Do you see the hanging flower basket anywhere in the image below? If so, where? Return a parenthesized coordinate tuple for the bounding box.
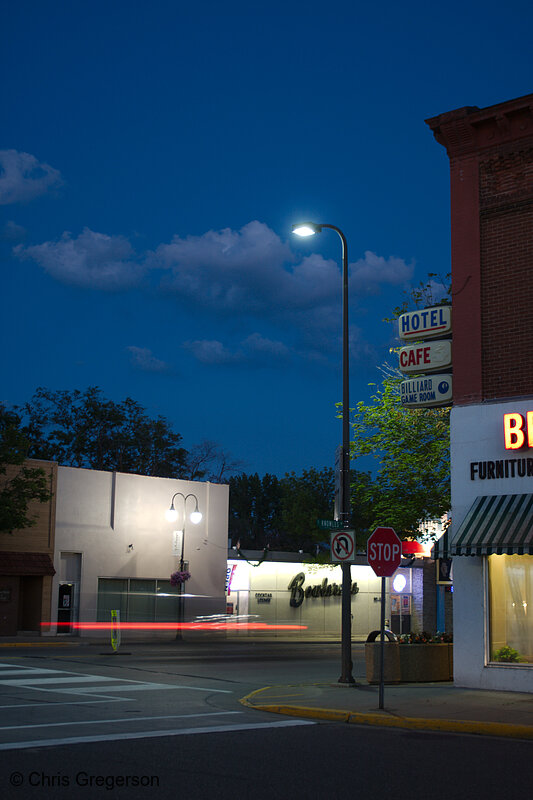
(170, 570, 191, 586)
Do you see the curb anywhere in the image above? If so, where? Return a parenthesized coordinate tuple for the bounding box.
(0, 641, 81, 648)
(240, 688, 533, 741)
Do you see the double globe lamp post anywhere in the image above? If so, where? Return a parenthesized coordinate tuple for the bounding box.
(292, 222, 354, 684)
(165, 492, 202, 639)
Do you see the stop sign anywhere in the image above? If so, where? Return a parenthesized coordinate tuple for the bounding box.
(367, 527, 402, 577)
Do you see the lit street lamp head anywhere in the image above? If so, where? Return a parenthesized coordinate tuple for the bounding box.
(165, 506, 179, 522)
(291, 222, 322, 237)
(165, 492, 202, 524)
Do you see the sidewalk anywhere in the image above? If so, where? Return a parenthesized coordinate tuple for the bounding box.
(241, 680, 533, 740)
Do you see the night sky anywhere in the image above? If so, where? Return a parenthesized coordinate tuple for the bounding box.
(1, 0, 531, 477)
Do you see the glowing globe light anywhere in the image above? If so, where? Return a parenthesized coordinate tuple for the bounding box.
(393, 573, 407, 593)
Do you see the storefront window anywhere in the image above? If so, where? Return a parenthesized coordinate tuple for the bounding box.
(155, 580, 181, 622)
(489, 554, 533, 665)
(97, 578, 180, 623)
(97, 578, 127, 622)
(129, 579, 156, 621)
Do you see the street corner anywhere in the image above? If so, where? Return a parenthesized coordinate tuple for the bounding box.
(240, 684, 353, 722)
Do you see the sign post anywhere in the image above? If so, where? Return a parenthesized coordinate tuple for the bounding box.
(367, 527, 402, 709)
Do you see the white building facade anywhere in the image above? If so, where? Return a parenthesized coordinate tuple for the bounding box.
(446, 400, 533, 691)
(49, 467, 229, 638)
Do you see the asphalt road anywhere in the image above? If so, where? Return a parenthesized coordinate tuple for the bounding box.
(0, 641, 531, 799)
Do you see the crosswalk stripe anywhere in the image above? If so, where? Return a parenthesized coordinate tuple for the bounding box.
(0, 669, 65, 677)
(0, 675, 117, 685)
(0, 711, 241, 732)
(0, 664, 232, 695)
(0, 719, 315, 751)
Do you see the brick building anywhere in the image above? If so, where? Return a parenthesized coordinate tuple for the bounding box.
(0, 460, 57, 636)
(427, 93, 533, 691)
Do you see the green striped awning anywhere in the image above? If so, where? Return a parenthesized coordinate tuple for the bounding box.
(451, 494, 533, 556)
(430, 529, 450, 559)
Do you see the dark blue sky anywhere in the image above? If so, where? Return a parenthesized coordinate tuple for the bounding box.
(1, 0, 531, 476)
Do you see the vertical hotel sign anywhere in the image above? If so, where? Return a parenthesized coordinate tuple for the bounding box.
(398, 306, 452, 409)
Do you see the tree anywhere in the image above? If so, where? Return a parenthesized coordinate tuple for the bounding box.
(228, 472, 283, 548)
(384, 272, 452, 322)
(185, 439, 244, 483)
(349, 377, 450, 539)
(280, 468, 335, 552)
(17, 387, 188, 478)
(0, 404, 52, 533)
(229, 467, 376, 553)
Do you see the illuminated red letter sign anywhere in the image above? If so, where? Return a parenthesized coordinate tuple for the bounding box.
(503, 412, 533, 450)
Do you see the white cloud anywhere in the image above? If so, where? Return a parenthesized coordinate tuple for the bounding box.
(350, 251, 414, 293)
(153, 220, 295, 313)
(152, 222, 413, 322)
(1, 220, 26, 242)
(242, 333, 289, 360)
(0, 149, 62, 205)
(127, 346, 170, 373)
(183, 339, 242, 365)
(184, 332, 290, 366)
(15, 218, 414, 366)
(15, 228, 145, 290)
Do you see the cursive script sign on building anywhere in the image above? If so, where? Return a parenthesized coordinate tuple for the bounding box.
(288, 572, 359, 608)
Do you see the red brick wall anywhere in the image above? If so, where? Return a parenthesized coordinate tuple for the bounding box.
(480, 155, 533, 398)
(426, 95, 533, 405)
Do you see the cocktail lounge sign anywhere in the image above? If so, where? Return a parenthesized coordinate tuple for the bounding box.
(470, 412, 533, 480)
(288, 572, 359, 608)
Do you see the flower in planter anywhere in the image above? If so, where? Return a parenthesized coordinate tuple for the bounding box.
(397, 631, 453, 644)
(433, 631, 453, 643)
(170, 570, 191, 586)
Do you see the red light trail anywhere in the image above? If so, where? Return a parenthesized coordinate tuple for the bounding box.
(46, 622, 308, 631)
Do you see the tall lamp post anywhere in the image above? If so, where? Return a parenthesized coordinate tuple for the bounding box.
(165, 492, 202, 638)
(292, 222, 354, 684)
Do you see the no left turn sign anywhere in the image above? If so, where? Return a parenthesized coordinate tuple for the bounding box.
(331, 530, 356, 562)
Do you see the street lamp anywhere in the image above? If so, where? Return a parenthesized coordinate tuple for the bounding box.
(292, 221, 354, 684)
(165, 492, 202, 638)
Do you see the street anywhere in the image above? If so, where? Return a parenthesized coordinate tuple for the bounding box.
(0, 640, 531, 799)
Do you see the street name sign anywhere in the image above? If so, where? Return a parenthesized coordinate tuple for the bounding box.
(317, 519, 342, 530)
(398, 305, 451, 341)
(331, 530, 356, 562)
(400, 374, 452, 408)
(398, 340, 452, 374)
(367, 527, 402, 577)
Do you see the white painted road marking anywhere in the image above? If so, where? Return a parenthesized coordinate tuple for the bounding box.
(0, 710, 242, 732)
(0, 663, 231, 695)
(0, 675, 119, 685)
(0, 719, 316, 751)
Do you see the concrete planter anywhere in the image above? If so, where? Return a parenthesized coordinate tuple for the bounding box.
(365, 642, 453, 684)
(365, 642, 401, 684)
(398, 643, 453, 682)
